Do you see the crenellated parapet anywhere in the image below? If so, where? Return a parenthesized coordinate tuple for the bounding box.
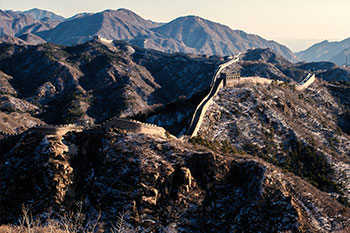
(0, 130, 21, 138)
(0, 124, 85, 138)
(28, 124, 84, 137)
(99, 117, 167, 137)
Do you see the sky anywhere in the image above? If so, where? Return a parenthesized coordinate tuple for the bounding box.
(1, 0, 349, 52)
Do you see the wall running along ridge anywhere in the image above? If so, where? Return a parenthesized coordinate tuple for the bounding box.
(186, 55, 315, 137)
(187, 55, 241, 136)
(0, 124, 83, 138)
(0, 118, 167, 139)
(100, 117, 167, 137)
(0, 51, 314, 140)
(295, 73, 315, 91)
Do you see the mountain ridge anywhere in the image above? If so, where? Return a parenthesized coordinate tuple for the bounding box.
(0, 8, 299, 62)
(21, 8, 65, 21)
(296, 38, 350, 64)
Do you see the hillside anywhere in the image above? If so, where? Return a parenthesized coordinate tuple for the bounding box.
(0, 39, 217, 132)
(0, 42, 348, 136)
(1, 122, 350, 232)
(297, 38, 350, 64)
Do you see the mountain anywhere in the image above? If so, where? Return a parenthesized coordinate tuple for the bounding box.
(21, 8, 65, 21)
(36, 9, 164, 45)
(330, 47, 350, 66)
(35, 8, 298, 62)
(0, 9, 61, 38)
(0, 10, 37, 36)
(152, 16, 299, 62)
(296, 38, 350, 63)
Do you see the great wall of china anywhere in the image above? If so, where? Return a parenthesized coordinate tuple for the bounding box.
(98, 117, 167, 137)
(0, 118, 167, 139)
(0, 124, 84, 138)
(0, 54, 315, 140)
(186, 55, 316, 137)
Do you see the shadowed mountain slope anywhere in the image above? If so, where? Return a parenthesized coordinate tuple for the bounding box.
(0, 39, 217, 129)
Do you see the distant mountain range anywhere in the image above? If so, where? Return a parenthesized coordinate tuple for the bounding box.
(0, 9, 61, 37)
(297, 38, 350, 65)
(0, 8, 299, 62)
(20, 8, 65, 21)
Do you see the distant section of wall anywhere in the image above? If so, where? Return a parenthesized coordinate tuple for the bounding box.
(0, 124, 84, 139)
(295, 74, 315, 91)
(225, 76, 279, 87)
(101, 118, 166, 137)
(30, 124, 84, 137)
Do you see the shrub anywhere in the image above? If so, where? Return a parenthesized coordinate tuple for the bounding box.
(190, 136, 238, 154)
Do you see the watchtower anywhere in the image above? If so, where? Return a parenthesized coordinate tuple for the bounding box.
(221, 72, 241, 86)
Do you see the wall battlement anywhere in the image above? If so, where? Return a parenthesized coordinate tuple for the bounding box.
(100, 117, 167, 137)
(29, 125, 84, 137)
(0, 124, 84, 139)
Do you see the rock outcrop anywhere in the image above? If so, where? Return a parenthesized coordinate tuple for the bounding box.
(1, 128, 349, 232)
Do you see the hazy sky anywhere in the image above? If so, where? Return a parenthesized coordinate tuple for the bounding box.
(1, 0, 349, 52)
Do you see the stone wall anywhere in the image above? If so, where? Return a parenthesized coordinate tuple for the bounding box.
(101, 118, 166, 137)
(188, 76, 282, 137)
(0, 124, 83, 138)
(1, 118, 167, 140)
(295, 74, 315, 91)
(189, 79, 224, 137)
(30, 124, 84, 137)
(187, 55, 241, 137)
(225, 76, 278, 87)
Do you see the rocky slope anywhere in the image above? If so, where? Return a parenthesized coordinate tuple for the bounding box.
(1, 42, 350, 232)
(140, 48, 350, 137)
(1, 127, 349, 232)
(196, 77, 350, 204)
(297, 38, 350, 64)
